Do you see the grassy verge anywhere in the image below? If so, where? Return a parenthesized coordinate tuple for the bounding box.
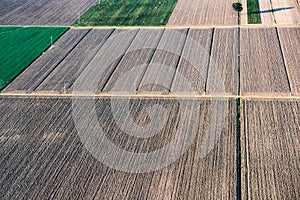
(74, 0, 177, 26)
(0, 26, 68, 90)
(247, 0, 262, 23)
(236, 98, 242, 199)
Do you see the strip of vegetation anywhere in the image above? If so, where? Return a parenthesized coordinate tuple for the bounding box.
(74, 0, 178, 26)
(236, 98, 242, 200)
(247, 0, 262, 23)
(0, 26, 68, 90)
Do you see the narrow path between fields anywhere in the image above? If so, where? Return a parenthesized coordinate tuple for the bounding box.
(0, 93, 300, 100)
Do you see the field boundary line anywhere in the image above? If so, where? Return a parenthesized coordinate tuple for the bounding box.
(269, 0, 277, 23)
(204, 28, 215, 93)
(1, 92, 300, 100)
(237, 26, 241, 96)
(166, 0, 179, 26)
(275, 27, 293, 94)
(1, 24, 299, 29)
(236, 98, 242, 200)
(0, 25, 69, 28)
(241, 99, 250, 200)
(70, 24, 300, 29)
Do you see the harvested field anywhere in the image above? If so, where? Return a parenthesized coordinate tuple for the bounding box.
(1, 28, 231, 95)
(240, 28, 291, 95)
(206, 28, 239, 95)
(240, 0, 248, 25)
(270, 0, 300, 24)
(258, 0, 275, 24)
(0, 0, 96, 25)
(242, 100, 300, 199)
(102, 29, 165, 93)
(167, 0, 238, 26)
(4, 27, 299, 97)
(2, 28, 213, 95)
(75, 29, 140, 93)
(278, 28, 300, 94)
(0, 97, 237, 199)
(257, 0, 300, 24)
(36, 29, 114, 92)
(171, 28, 213, 94)
(138, 29, 188, 94)
(0, 26, 67, 90)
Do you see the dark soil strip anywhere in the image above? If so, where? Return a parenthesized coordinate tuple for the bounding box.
(236, 98, 242, 200)
(204, 28, 215, 93)
(269, 0, 277, 23)
(275, 27, 292, 93)
(237, 26, 241, 96)
(237, 11, 242, 197)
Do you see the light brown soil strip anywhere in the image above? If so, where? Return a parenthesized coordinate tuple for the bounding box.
(240, 28, 290, 94)
(171, 28, 213, 94)
(167, 0, 238, 26)
(242, 100, 300, 199)
(2, 27, 299, 96)
(241, 0, 248, 25)
(206, 28, 239, 95)
(70, 29, 139, 94)
(259, 0, 276, 24)
(102, 29, 165, 93)
(137, 29, 188, 94)
(277, 28, 300, 94)
(271, 0, 300, 24)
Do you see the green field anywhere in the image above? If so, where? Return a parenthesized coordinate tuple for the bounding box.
(74, 0, 177, 26)
(0, 26, 68, 90)
(247, 0, 262, 23)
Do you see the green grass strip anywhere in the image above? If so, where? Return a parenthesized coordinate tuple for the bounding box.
(74, 0, 177, 26)
(247, 0, 262, 23)
(0, 26, 68, 90)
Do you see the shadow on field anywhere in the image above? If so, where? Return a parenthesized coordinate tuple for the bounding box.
(249, 6, 294, 14)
